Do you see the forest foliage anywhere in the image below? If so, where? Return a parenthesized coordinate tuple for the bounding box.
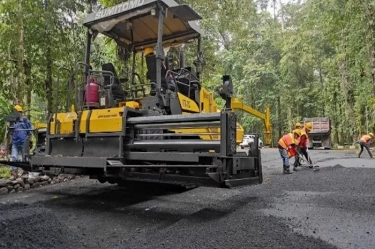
(1, 0, 375, 146)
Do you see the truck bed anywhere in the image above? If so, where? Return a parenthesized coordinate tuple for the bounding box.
(303, 117, 331, 134)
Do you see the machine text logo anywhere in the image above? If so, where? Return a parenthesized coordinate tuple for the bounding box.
(95, 0, 146, 20)
(182, 100, 191, 109)
(97, 114, 118, 118)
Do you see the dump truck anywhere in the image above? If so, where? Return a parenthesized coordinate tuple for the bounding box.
(303, 117, 331, 149)
(0, 0, 272, 188)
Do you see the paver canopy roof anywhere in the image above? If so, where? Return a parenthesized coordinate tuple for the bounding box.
(83, 0, 202, 51)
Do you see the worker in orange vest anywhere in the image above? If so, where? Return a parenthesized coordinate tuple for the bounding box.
(358, 133, 374, 158)
(278, 129, 302, 174)
(294, 122, 313, 167)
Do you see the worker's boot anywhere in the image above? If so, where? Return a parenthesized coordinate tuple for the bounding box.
(293, 160, 300, 168)
(283, 166, 293, 174)
(293, 160, 299, 171)
(293, 158, 301, 169)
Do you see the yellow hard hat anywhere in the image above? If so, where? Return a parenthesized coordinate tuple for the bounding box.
(14, 105, 23, 112)
(295, 122, 302, 128)
(144, 47, 154, 56)
(293, 129, 302, 136)
(304, 122, 313, 131)
(369, 132, 374, 137)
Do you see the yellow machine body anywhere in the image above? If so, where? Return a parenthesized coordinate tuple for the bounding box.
(47, 88, 270, 145)
(33, 121, 47, 130)
(49, 112, 78, 135)
(171, 87, 266, 145)
(178, 93, 200, 113)
(49, 102, 143, 135)
(171, 89, 243, 142)
(79, 107, 123, 133)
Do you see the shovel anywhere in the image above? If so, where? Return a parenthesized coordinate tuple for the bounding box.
(297, 151, 319, 172)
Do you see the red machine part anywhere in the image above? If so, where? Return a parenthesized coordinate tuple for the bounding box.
(85, 76, 99, 105)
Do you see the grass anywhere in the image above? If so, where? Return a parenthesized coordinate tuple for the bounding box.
(0, 165, 11, 179)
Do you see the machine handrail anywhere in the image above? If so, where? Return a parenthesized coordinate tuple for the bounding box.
(132, 73, 146, 98)
(165, 69, 200, 97)
(74, 62, 91, 111)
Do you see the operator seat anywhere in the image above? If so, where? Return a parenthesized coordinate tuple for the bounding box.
(101, 63, 126, 101)
(145, 54, 176, 96)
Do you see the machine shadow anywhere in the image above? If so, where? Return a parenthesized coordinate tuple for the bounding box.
(36, 181, 198, 221)
(35, 181, 260, 226)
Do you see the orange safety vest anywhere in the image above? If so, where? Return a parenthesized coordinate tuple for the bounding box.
(278, 133, 296, 149)
(360, 135, 372, 143)
(279, 133, 298, 158)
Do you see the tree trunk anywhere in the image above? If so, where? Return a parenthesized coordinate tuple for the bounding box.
(338, 26, 356, 143)
(334, 122, 339, 144)
(319, 68, 325, 115)
(359, 0, 375, 95)
(23, 60, 32, 119)
(46, 46, 53, 115)
(277, 95, 281, 138)
(278, 0, 284, 31)
(45, 0, 53, 115)
(338, 60, 356, 142)
(16, 0, 24, 105)
(287, 106, 292, 132)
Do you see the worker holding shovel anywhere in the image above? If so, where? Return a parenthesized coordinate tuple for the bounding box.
(278, 129, 302, 174)
(357, 133, 374, 158)
(294, 122, 313, 168)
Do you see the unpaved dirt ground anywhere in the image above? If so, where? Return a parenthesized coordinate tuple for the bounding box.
(1, 149, 374, 249)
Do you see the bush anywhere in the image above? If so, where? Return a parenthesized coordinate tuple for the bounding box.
(0, 166, 11, 178)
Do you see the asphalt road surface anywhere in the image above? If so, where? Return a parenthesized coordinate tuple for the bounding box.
(1, 148, 374, 249)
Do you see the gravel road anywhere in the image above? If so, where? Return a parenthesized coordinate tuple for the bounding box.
(0, 149, 374, 249)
